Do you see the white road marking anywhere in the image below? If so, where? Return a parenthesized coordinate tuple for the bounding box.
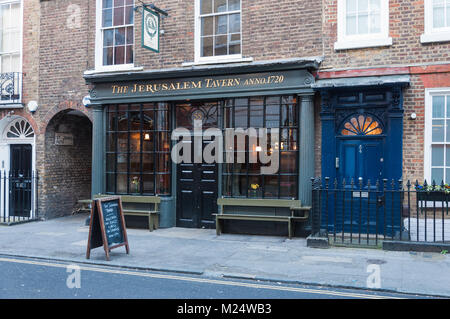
(0, 256, 401, 299)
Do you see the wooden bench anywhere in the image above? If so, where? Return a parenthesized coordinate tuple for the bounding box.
(215, 198, 310, 239)
(78, 195, 161, 231)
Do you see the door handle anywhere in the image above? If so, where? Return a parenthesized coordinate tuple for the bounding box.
(335, 157, 339, 169)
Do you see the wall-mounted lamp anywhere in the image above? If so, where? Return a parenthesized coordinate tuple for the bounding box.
(410, 113, 417, 120)
(144, 133, 151, 141)
(27, 101, 38, 113)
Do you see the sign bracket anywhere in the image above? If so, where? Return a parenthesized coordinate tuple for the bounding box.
(134, 1, 169, 18)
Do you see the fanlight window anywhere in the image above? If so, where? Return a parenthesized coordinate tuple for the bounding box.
(6, 119, 35, 138)
(341, 115, 383, 136)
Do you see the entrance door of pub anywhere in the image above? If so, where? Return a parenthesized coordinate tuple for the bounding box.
(175, 101, 219, 228)
(9, 144, 32, 217)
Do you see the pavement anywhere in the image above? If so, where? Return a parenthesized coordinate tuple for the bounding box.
(0, 213, 449, 298)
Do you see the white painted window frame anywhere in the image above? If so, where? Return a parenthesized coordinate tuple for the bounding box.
(421, 0, 450, 44)
(0, 0, 22, 74)
(334, 0, 392, 50)
(94, 0, 140, 73)
(424, 88, 450, 184)
(194, 0, 248, 65)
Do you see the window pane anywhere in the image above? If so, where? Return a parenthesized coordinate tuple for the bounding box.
(235, 106, 248, 127)
(143, 174, 154, 194)
(432, 145, 444, 166)
(229, 14, 240, 33)
(432, 168, 444, 184)
(248, 176, 262, 198)
(432, 120, 445, 142)
(222, 174, 232, 196)
(114, 6, 125, 26)
(249, 97, 264, 127)
(447, 168, 450, 184)
(358, 0, 368, 12)
(201, 0, 212, 14)
(346, 15, 357, 35)
(104, 0, 113, 9)
(358, 13, 369, 34)
(115, 0, 124, 7)
(214, 0, 227, 13)
(103, 8, 113, 27)
(126, 45, 133, 64)
(103, 47, 113, 65)
(369, 0, 380, 11)
(201, 17, 213, 36)
(264, 175, 279, 198)
(215, 15, 228, 34)
(433, 5, 445, 28)
(157, 174, 170, 195)
(347, 0, 357, 13)
(126, 25, 134, 44)
(125, 5, 134, 24)
(106, 173, 115, 193)
(114, 46, 125, 64)
(447, 96, 450, 117)
(229, 33, 241, 54)
(370, 13, 380, 33)
(201, 36, 213, 57)
(117, 173, 127, 193)
(104, 29, 114, 46)
(229, 0, 240, 10)
(214, 35, 227, 55)
(280, 152, 297, 173)
(232, 174, 247, 196)
(433, 96, 445, 118)
(280, 176, 297, 198)
(115, 27, 126, 45)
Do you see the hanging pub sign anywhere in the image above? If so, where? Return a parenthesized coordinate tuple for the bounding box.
(86, 196, 129, 261)
(142, 6, 160, 53)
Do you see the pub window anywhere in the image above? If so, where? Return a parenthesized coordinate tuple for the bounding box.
(97, 0, 134, 68)
(196, 0, 241, 62)
(222, 96, 298, 199)
(106, 103, 171, 195)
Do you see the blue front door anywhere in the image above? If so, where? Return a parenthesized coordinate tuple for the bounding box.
(338, 138, 384, 183)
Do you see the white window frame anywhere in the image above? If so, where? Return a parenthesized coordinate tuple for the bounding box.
(421, 0, 450, 44)
(0, 0, 23, 74)
(94, 0, 140, 72)
(424, 88, 450, 183)
(334, 0, 392, 50)
(194, 0, 246, 65)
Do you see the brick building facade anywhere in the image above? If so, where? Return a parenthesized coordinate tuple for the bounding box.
(1, 0, 449, 237)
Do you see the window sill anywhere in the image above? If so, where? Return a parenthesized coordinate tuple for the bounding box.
(84, 65, 144, 75)
(182, 56, 254, 67)
(420, 32, 450, 44)
(334, 37, 393, 50)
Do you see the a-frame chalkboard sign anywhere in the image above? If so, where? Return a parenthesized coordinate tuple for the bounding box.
(86, 196, 129, 261)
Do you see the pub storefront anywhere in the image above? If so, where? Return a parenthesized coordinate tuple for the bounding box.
(84, 58, 320, 235)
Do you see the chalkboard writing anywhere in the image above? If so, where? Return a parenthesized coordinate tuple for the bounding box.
(86, 196, 129, 261)
(101, 200, 124, 247)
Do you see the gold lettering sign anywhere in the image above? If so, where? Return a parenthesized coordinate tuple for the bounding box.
(110, 75, 285, 95)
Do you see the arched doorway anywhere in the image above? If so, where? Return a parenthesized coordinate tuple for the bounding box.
(43, 109, 92, 218)
(0, 116, 36, 220)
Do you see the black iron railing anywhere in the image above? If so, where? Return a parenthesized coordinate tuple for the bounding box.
(0, 170, 38, 225)
(311, 177, 450, 247)
(0, 72, 22, 104)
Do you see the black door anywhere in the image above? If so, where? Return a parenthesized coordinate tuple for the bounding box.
(9, 144, 32, 217)
(176, 140, 218, 228)
(175, 101, 219, 228)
